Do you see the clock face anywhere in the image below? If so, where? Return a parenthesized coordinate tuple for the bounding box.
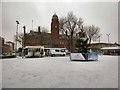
(55, 26, 57, 28)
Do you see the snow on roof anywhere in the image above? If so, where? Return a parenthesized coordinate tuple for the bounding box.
(101, 46, 120, 50)
(44, 48, 66, 50)
(25, 46, 44, 48)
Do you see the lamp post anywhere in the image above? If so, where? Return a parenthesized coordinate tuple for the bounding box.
(98, 35, 101, 43)
(22, 26, 26, 58)
(106, 34, 110, 43)
(15, 20, 19, 57)
(23, 26, 26, 48)
(98, 35, 101, 53)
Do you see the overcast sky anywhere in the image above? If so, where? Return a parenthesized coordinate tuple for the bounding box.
(2, 2, 118, 43)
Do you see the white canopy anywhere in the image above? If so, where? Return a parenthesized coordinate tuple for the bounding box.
(25, 46, 44, 49)
(101, 46, 120, 50)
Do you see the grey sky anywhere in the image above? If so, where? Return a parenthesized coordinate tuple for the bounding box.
(0, 2, 2, 36)
(2, 2, 118, 43)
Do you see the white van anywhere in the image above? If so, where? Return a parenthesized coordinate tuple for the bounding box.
(45, 48, 66, 57)
(24, 46, 45, 58)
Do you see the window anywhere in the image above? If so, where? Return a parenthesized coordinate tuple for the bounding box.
(39, 48, 41, 52)
(60, 42, 61, 44)
(55, 26, 57, 28)
(61, 49, 65, 52)
(55, 50, 59, 52)
(36, 49, 40, 52)
(28, 49, 30, 52)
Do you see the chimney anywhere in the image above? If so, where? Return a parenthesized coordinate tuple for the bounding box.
(23, 26, 26, 34)
(38, 26, 41, 33)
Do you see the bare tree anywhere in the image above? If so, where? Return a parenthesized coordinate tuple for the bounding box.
(59, 11, 84, 52)
(41, 27, 49, 33)
(14, 33, 24, 45)
(59, 17, 66, 35)
(85, 25, 100, 45)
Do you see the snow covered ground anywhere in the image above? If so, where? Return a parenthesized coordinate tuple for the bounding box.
(2, 55, 118, 88)
(0, 60, 2, 89)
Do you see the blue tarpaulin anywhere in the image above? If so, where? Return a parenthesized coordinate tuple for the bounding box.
(87, 52, 98, 60)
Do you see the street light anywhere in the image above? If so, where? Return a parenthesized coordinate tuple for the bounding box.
(23, 26, 26, 47)
(106, 34, 110, 43)
(98, 35, 101, 43)
(15, 20, 20, 56)
(22, 26, 26, 58)
(16, 21, 19, 24)
(98, 35, 101, 53)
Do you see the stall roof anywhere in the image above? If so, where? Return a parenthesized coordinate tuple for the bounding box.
(25, 46, 44, 48)
(101, 46, 120, 50)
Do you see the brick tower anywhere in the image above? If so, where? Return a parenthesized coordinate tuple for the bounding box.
(51, 13, 59, 47)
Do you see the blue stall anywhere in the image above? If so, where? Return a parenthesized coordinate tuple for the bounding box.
(70, 52, 98, 61)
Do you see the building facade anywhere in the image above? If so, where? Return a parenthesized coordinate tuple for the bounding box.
(23, 13, 72, 51)
(0, 36, 14, 55)
(0, 36, 4, 54)
(90, 42, 120, 52)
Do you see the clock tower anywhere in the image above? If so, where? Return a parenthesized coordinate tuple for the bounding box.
(51, 13, 59, 39)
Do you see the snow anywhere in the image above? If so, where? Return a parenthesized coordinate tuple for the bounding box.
(2, 55, 118, 88)
(0, 60, 2, 89)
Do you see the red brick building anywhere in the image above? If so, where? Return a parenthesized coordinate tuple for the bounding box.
(0, 36, 14, 54)
(23, 13, 72, 51)
(0, 36, 4, 54)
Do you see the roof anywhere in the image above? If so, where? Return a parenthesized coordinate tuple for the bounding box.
(101, 46, 120, 50)
(91, 42, 120, 46)
(27, 32, 51, 38)
(25, 46, 44, 49)
(53, 13, 58, 17)
(45, 48, 67, 50)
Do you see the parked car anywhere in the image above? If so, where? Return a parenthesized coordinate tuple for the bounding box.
(2, 51, 16, 59)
